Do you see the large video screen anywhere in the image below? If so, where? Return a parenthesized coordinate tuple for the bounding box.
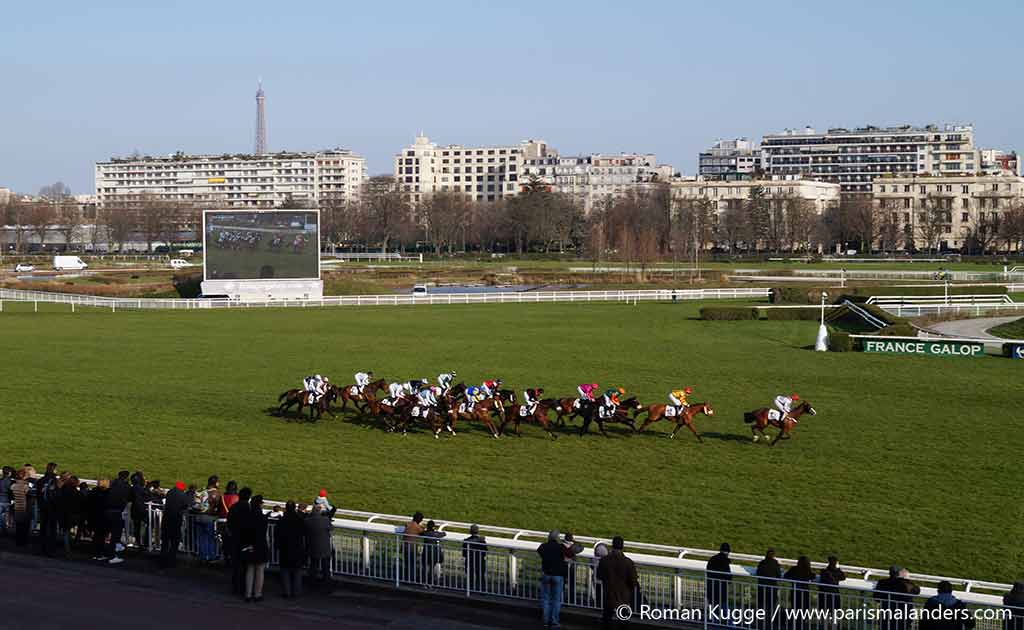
(203, 210, 319, 281)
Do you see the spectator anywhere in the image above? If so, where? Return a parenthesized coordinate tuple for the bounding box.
(537, 529, 567, 630)
(305, 502, 337, 584)
(222, 481, 240, 511)
(421, 520, 447, 586)
(241, 495, 269, 603)
(86, 479, 110, 559)
(597, 536, 639, 630)
(755, 549, 782, 630)
(462, 524, 488, 593)
(275, 501, 307, 599)
(227, 487, 253, 594)
(105, 470, 132, 564)
(706, 543, 733, 618)
(817, 555, 847, 612)
(562, 532, 584, 605)
(874, 566, 921, 630)
(195, 476, 222, 564)
(160, 481, 191, 569)
(55, 474, 83, 555)
(129, 471, 149, 549)
(1004, 582, 1024, 630)
(592, 542, 610, 608)
(314, 488, 333, 513)
(0, 466, 13, 537)
(402, 511, 425, 582)
(35, 462, 59, 557)
(11, 468, 32, 547)
(922, 581, 975, 630)
(784, 555, 816, 630)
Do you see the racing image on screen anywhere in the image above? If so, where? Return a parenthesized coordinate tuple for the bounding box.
(204, 211, 319, 280)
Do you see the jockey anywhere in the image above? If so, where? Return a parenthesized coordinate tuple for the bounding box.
(354, 371, 373, 394)
(601, 387, 624, 416)
(577, 383, 598, 403)
(388, 382, 405, 402)
(303, 375, 326, 402)
(481, 378, 502, 398)
(404, 378, 427, 395)
(773, 393, 799, 423)
(464, 385, 482, 408)
(668, 387, 693, 410)
(437, 371, 456, 394)
(417, 386, 438, 408)
(523, 387, 544, 414)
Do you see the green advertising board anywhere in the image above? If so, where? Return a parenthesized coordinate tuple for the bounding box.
(861, 337, 985, 358)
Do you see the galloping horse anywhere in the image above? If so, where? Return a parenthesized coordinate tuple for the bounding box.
(338, 378, 387, 414)
(743, 401, 817, 445)
(443, 396, 500, 438)
(636, 402, 715, 442)
(396, 401, 448, 439)
(578, 396, 643, 437)
(499, 398, 558, 439)
(276, 385, 338, 421)
(554, 397, 586, 427)
(366, 395, 412, 432)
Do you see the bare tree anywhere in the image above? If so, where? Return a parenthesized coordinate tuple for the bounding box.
(842, 196, 878, 253)
(419, 191, 471, 255)
(784, 195, 818, 252)
(917, 194, 951, 254)
(362, 175, 409, 252)
(26, 202, 55, 248)
(998, 204, 1024, 253)
(717, 201, 748, 252)
(4, 200, 32, 253)
(55, 200, 84, 250)
(745, 185, 769, 252)
(104, 201, 136, 252)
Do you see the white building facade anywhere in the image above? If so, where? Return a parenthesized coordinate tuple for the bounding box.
(698, 138, 761, 181)
(95, 150, 367, 208)
(670, 178, 841, 215)
(522, 152, 673, 213)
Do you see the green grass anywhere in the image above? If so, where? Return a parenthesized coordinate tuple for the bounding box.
(1, 302, 1021, 581)
(989, 316, 1024, 339)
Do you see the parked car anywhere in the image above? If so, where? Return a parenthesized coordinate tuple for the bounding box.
(412, 284, 428, 296)
(15, 263, 35, 272)
(169, 259, 193, 269)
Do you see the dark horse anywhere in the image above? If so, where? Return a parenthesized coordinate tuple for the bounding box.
(636, 402, 715, 442)
(443, 397, 501, 438)
(276, 385, 338, 421)
(338, 378, 387, 414)
(743, 401, 817, 445)
(578, 396, 643, 437)
(499, 398, 558, 439)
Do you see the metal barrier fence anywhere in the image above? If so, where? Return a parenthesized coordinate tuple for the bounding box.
(0, 287, 771, 311)
(882, 302, 1024, 318)
(131, 505, 1018, 629)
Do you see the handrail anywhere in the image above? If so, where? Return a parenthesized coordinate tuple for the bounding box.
(840, 299, 887, 329)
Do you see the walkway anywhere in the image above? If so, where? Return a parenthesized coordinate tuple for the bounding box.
(925, 315, 1021, 341)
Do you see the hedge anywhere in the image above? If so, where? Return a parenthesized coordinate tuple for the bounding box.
(172, 273, 202, 298)
(876, 323, 918, 337)
(844, 285, 1007, 298)
(827, 327, 854, 352)
(700, 306, 760, 321)
(770, 287, 833, 305)
(763, 308, 821, 321)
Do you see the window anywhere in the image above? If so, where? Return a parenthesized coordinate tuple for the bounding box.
(961, 212, 969, 222)
(962, 198, 969, 208)
(903, 198, 911, 209)
(962, 185, 969, 194)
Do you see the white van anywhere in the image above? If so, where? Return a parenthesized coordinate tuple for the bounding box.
(412, 284, 428, 296)
(177, 249, 195, 257)
(170, 259, 192, 269)
(53, 255, 88, 271)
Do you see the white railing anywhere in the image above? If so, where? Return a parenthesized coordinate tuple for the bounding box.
(866, 295, 1014, 306)
(839, 300, 887, 329)
(0, 287, 772, 311)
(790, 269, 1024, 282)
(882, 302, 1024, 318)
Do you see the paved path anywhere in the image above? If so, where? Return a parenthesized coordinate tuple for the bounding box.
(925, 315, 1022, 341)
(0, 543, 601, 630)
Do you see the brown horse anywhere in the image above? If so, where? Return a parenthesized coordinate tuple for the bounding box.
(444, 397, 500, 438)
(338, 378, 387, 413)
(743, 401, 817, 445)
(366, 395, 412, 432)
(554, 397, 586, 427)
(276, 386, 337, 421)
(636, 402, 715, 442)
(579, 396, 643, 437)
(396, 402, 447, 439)
(499, 399, 558, 439)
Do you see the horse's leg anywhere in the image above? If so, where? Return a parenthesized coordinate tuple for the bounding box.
(686, 419, 703, 443)
(539, 415, 557, 440)
(669, 421, 683, 439)
(597, 419, 609, 438)
(578, 416, 590, 437)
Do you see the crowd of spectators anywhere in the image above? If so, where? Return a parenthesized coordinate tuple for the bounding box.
(3, 462, 1023, 630)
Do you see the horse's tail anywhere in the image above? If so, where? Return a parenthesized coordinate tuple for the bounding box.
(278, 390, 290, 402)
(743, 411, 756, 424)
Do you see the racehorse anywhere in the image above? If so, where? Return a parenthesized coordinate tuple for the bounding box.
(366, 395, 412, 432)
(635, 402, 715, 442)
(554, 397, 587, 427)
(578, 396, 643, 437)
(743, 401, 817, 445)
(276, 385, 337, 422)
(396, 400, 448, 439)
(499, 398, 558, 439)
(338, 378, 387, 414)
(443, 396, 500, 439)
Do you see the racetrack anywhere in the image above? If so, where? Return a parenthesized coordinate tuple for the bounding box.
(1, 301, 1020, 581)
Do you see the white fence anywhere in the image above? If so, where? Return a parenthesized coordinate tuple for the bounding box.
(866, 295, 1014, 306)
(0, 287, 771, 311)
(882, 302, 1024, 318)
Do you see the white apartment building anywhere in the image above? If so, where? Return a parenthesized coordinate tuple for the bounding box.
(761, 124, 977, 194)
(95, 150, 367, 208)
(670, 178, 841, 215)
(873, 174, 1024, 251)
(394, 134, 550, 205)
(698, 138, 761, 180)
(0, 187, 11, 205)
(522, 151, 673, 213)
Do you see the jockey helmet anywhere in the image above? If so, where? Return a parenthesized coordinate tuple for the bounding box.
(684, 387, 693, 394)
(367, 370, 374, 375)
(617, 387, 625, 395)
(422, 378, 428, 384)
(323, 377, 329, 382)
(315, 374, 322, 380)
(791, 394, 800, 400)
(591, 383, 598, 389)
(451, 371, 457, 376)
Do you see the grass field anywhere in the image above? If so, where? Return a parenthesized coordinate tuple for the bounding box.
(2, 302, 1021, 581)
(990, 316, 1024, 339)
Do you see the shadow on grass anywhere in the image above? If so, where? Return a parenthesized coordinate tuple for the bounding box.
(698, 431, 755, 444)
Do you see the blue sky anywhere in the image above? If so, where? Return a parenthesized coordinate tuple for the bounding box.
(3, 0, 1023, 194)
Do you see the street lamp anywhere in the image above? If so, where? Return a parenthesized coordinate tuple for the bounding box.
(815, 291, 829, 351)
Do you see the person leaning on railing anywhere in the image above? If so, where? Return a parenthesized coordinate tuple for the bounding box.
(0, 466, 13, 538)
(921, 581, 976, 630)
(537, 530, 567, 630)
(305, 502, 337, 584)
(817, 555, 847, 612)
(874, 566, 921, 630)
(10, 468, 32, 547)
(596, 536, 639, 630)
(705, 543, 732, 613)
(1003, 583, 1024, 630)
(461, 524, 487, 593)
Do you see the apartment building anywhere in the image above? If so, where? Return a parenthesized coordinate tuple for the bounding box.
(873, 174, 1024, 251)
(394, 134, 550, 206)
(94, 150, 367, 208)
(522, 151, 673, 213)
(698, 138, 761, 180)
(761, 124, 977, 194)
(670, 178, 841, 215)
(0, 187, 11, 205)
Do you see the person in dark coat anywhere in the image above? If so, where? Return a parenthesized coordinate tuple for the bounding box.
(921, 581, 976, 630)
(226, 487, 253, 594)
(755, 549, 782, 630)
(784, 555, 816, 630)
(275, 501, 307, 598)
(537, 530, 568, 630)
(85, 479, 110, 560)
(240, 495, 269, 602)
(706, 543, 733, 618)
(160, 481, 191, 568)
(129, 471, 149, 549)
(461, 524, 488, 593)
(104, 470, 132, 563)
(817, 555, 846, 612)
(54, 475, 83, 555)
(874, 566, 921, 630)
(420, 520, 447, 586)
(562, 532, 584, 604)
(1004, 582, 1024, 630)
(597, 536, 639, 630)
(34, 463, 59, 557)
(304, 503, 337, 583)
